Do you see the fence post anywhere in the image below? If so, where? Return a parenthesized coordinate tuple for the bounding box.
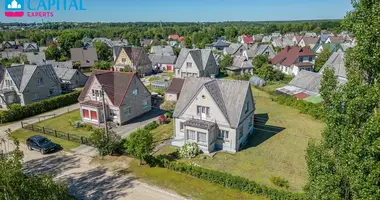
(21, 121, 23, 128)
(67, 133, 70, 141)
(54, 130, 57, 137)
(42, 127, 45, 134)
(31, 124, 34, 131)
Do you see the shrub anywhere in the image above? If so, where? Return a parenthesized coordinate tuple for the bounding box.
(89, 129, 123, 156)
(144, 121, 159, 131)
(0, 90, 81, 123)
(270, 176, 290, 189)
(84, 124, 94, 131)
(146, 157, 305, 200)
(179, 142, 200, 159)
(160, 101, 176, 111)
(71, 120, 84, 128)
(273, 95, 324, 120)
(164, 112, 173, 119)
(123, 129, 154, 165)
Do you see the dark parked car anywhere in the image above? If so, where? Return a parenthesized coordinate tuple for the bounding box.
(26, 135, 57, 154)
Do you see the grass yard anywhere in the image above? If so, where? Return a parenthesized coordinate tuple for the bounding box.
(12, 129, 80, 151)
(151, 120, 173, 143)
(35, 110, 93, 138)
(129, 160, 268, 200)
(185, 86, 324, 192)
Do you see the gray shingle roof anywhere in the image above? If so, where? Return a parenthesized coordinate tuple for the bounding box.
(262, 36, 272, 43)
(6, 64, 60, 92)
(25, 52, 46, 65)
(255, 45, 273, 56)
(70, 47, 98, 67)
(211, 40, 230, 48)
(175, 49, 214, 71)
(23, 43, 38, 51)
(289, 70, 321, 93)
(225, 43, 243, 55)
(173, 77, 253, 128)
(151, 46, 175, 56)
(319, 52, 347, 80)
(45, 60, 73, 68)
(230, 56, 253, 69)
(53, 67, 78, 80)
(149, 54, 177, 64)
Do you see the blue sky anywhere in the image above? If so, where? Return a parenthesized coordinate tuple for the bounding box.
(1, 0, 352, 22)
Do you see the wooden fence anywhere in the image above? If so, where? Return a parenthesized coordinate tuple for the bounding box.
(21, 122, 92, 146)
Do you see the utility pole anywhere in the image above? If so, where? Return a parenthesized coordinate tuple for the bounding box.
(101, 85, 108, 138)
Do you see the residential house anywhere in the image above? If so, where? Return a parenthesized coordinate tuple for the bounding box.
(70, 47, 98, 71)
(292, 35, 303, 46)
(82, 36, 93, 47)
(23, 43, 38, 52)
(168, 34, 184, 43)
(243, 44, 276, 60)
(2, 41, 16, 49)
(252, 34, 264, 42)
(150, 46, 175, 56)
(226, 56, 254, 75)
(223, 43, 247, 56)
(239, 35, 254, 44)
(276, 70, 321, 97)
(140, 39, 156, 47)
(53, 67, 88, 90)
(319, 52, 347, 82)
(0, 64, 61, 108)
(165, 78, 185, 101)
(312, 43, 344, 54)
(304, 32, 318, 37)
(78, 70, 151, 126)
(341, 40, 357, 51)
(261, 36, 272, 43)
(272, 37, 294, 49)
(174, 49, 219, 78)
(325, 36, 346, 44)
(149, 54, 177, 71)
(172, 77, 255, 153)
(0, 51, 23, 60)
(206, 40, 230, 51)
(271, 46, 316, 76)
(45, 60, 73, 69)
(113, 46, 152, 75)
(92, 38, 113, 47)
(112, 39, 128, 47)
(298, 37, 320, 49)
(25, 52, 46, 65)
(321, 30, 335, 36)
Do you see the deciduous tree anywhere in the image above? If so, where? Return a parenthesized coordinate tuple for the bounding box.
(314, 47, 330, 72)
(123, 129, 154, 165)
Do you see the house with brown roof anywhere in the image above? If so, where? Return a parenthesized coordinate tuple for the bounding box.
(70, 47, 98, 71)
(298, 37, 321, 49)
(78, 70, 151, 126)
(271, 46, 316, 76)
(113, 47, 152, 76)
(165, 78, 185, 101)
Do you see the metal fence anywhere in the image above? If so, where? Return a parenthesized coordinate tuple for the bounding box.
(21, 122, 92, 146)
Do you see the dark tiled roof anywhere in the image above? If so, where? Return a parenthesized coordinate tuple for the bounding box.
(70, 47, 98, 67)
(78, 70, 135, 106)
(166, 78, 185, 94)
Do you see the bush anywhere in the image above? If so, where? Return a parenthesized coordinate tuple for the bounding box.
(160, 101, 176, 111)
(146, 157, 305, 200)
(71, 120, 84, 128)
(0, 90, 81, 123)
(179, 142, 201, 159)
(144, 121, 159, 131)
(123, 128, 154, 165)
(273, 95, 324, 120)
(89, 129, 123, 156)
(164, 112, 173, 119)
(270, 176, 290, 189)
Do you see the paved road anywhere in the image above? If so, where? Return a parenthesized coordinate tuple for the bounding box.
(0, 103, 80, 137)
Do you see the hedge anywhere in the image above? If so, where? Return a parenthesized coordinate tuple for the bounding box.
(146, 155, 305, 200)
(0, 90, 81, 123)
(272, 95, 324, 120)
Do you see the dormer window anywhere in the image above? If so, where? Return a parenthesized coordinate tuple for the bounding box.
(186, 62, 192, 68)
(133, 88, 138, 95)
(37, 78, 43, 85)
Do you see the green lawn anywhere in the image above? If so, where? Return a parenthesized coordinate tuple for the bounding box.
(151, 120, 173, 143)
(185, 86, 323, 192)
(12, 129, 80, 152)
(129, 160, 268, 200)
(36, 110, 93, 138)
(148, 77, 162, 82)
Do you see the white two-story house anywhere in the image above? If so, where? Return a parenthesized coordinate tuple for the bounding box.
(172, 77, 255, 153)
(174, 49, 219, 78)
(78, 70, 151, 126)
(271, 46, 316, 76)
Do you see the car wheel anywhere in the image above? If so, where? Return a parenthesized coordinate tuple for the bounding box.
(40, 149, 45, 155)
(27, 145, 32, 151)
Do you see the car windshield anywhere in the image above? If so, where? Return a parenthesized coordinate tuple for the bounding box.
(37, 138, 50, 145)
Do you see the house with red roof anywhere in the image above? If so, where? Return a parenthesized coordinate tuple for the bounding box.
(271, 46, 316, 76)
(168, 34, 184, 43)
(78, 70, 151, 126)
(239, 35, 254, 44)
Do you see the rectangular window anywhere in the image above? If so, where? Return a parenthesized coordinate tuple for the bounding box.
(92, 89, 95, 97)
(186, 62, 192, 68)
(32, 93, 39, 100)
(49, 89, 54, 96)
(95, 90, 99, 97)
(187, 130, 196, 140)
(309, 56, 313, 62)
(124, 107, 131, 115)
(90, 111, 98, 121)
(245, 101, 249, 113)
(180, 122, 184, 131)
(37, 78, 43, 85)
(83, 109, 89, 118)
(299, 57, 304, 62)
(218, 130, 229, 139)
(197, 105, 210, 116)
(122, 58, 126, 63)
(239, 126, 244, 139)
(133, 88, 138, 95)
(198, 132, 207, 143)
(142, 99, 148, 109)
(110, 109, 118, 118)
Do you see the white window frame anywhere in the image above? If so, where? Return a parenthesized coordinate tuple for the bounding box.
(133, 88, 138, 95)
(198, 132, 207, 143)
(186, 62, 192, 68)
(122, 58, 127, 63)
(218, 129, 229, 139)
(110, 109, 118, 119)
(197, 105, 210, 116)
(187, 130, 196, 140)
